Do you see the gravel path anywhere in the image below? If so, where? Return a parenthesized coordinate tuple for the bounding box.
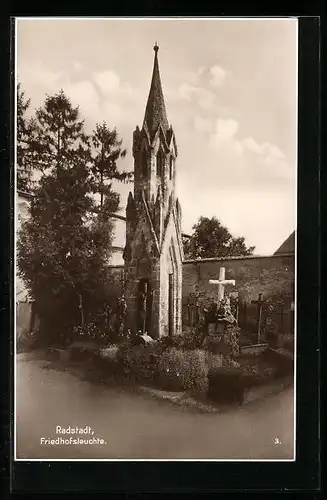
(15, 355, 294, 460)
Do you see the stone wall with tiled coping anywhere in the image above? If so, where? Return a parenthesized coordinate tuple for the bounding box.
(108, 252, 294, 306)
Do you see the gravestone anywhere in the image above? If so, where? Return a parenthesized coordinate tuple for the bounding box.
(251, 292, 264, 343)
(139, 333, 155, 344)
(133, 332, 155, 345)
(209, 267, 236, 303)
(204, 267, 239, 354)
(189, 285, 206, 326)
(208, 267, 237, 336)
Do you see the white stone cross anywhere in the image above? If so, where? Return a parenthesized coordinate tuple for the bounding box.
(209, 267, 236, 303)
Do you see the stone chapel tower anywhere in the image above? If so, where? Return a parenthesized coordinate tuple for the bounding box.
(123, 44, 183, 338)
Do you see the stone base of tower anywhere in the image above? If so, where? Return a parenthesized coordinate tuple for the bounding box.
(124, 259, 160, 339)
(124, 251, 182, 339)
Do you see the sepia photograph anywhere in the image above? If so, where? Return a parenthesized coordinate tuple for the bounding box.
(15, 17, 297, 461)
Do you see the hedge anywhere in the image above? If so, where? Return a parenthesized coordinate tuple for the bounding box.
(113, 343, 224, 392)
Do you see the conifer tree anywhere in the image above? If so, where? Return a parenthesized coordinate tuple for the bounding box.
(90, 122, 132, 208)
(32, 89, 90, 173)
(16, 84, 37, 191)
(17, 90, 127, 345)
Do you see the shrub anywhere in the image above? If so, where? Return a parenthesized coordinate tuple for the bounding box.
(157, 348, 208, 392)
(224, 324, 241, 356)
(157, 336, 182, 350)
(71, 322, 116, 347)
(16, 329, 38, 353)
(235, 353, 279, 385)
(222, 355, 240, 370)
(115, 340, 226, 392)
(181, 327, 205, 349)
(90, 346, 120, 376)
(205, 351, 224, 370)
(156, 329, 204, 351)
(116, 343, 161, 382)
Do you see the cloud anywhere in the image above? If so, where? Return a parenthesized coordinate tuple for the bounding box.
(64, 80, 100, 118)
(92, 70, 141, 112)
(214, 118, 239, 138)
(178, 181, 295, 255)
(177, 113, 296, 254)
(240, 137, 293, 182)
(209, 65, 227, 87)
(19, 61, 64, 92)
(242, 137, 286, 159)
(208, 118, 243, 161)
(59, 80, 103, 132)
(73, 62, 84, 72)
(181, 66, 206, 86)
(178, 64, 227, 109)
(178, 83, 216, 109)
(103, 102, 122, 123)
(17, 57, 295, 255)
(193, 115, 213, 134)
(120, 81, 141, 102)
(197, 116, 294, 191)
(93, 70, 121, 93)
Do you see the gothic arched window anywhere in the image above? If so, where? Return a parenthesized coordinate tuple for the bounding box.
(156, 149, 164, 177)
(169, 157, 174, 180)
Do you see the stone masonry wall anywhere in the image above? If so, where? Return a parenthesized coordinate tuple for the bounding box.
(108, 253, 295, 322)
(159, 222, 183, 337)
(183, 253, 295, 306)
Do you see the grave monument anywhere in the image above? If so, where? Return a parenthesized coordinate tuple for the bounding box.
(123, 44, 183, 338)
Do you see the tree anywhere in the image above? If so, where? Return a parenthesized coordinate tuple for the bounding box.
(16, 84, 37, 191)
(17, 163, 115, 344)
(32, 89, 89, 173)
(16, 90, 127, 346)
(183, 216, 255, 259)
(90, 122, 132, 207)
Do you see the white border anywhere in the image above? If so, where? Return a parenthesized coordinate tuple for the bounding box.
(15, 16, 298, 20)
(293, 17, 298, 465)
(14, 16, 298, 462)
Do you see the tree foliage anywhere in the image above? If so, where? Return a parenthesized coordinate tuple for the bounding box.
(17, 84, 37, 191)
(91, 122, 132, 207)
(32, 89, 89, 173)
(183, 216, 255, 259)
(17, 89, 130, 345)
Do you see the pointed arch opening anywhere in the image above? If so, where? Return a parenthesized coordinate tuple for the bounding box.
(156, 148, 164, 177)
(169, 156, 174, 180)
(140, 146, 148, 177)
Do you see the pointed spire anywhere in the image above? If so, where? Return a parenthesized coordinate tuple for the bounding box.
(143, 44, 169, 138)
(126, 191, 136, 222)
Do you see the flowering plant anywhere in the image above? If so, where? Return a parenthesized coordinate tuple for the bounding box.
(72, 321, 98, 340)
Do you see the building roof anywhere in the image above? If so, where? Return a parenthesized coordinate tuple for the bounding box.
(142, 44, 169, 138)
(274, 230, 295, 255)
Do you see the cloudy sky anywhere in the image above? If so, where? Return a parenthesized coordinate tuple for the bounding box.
(16, 18, 297, 255)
